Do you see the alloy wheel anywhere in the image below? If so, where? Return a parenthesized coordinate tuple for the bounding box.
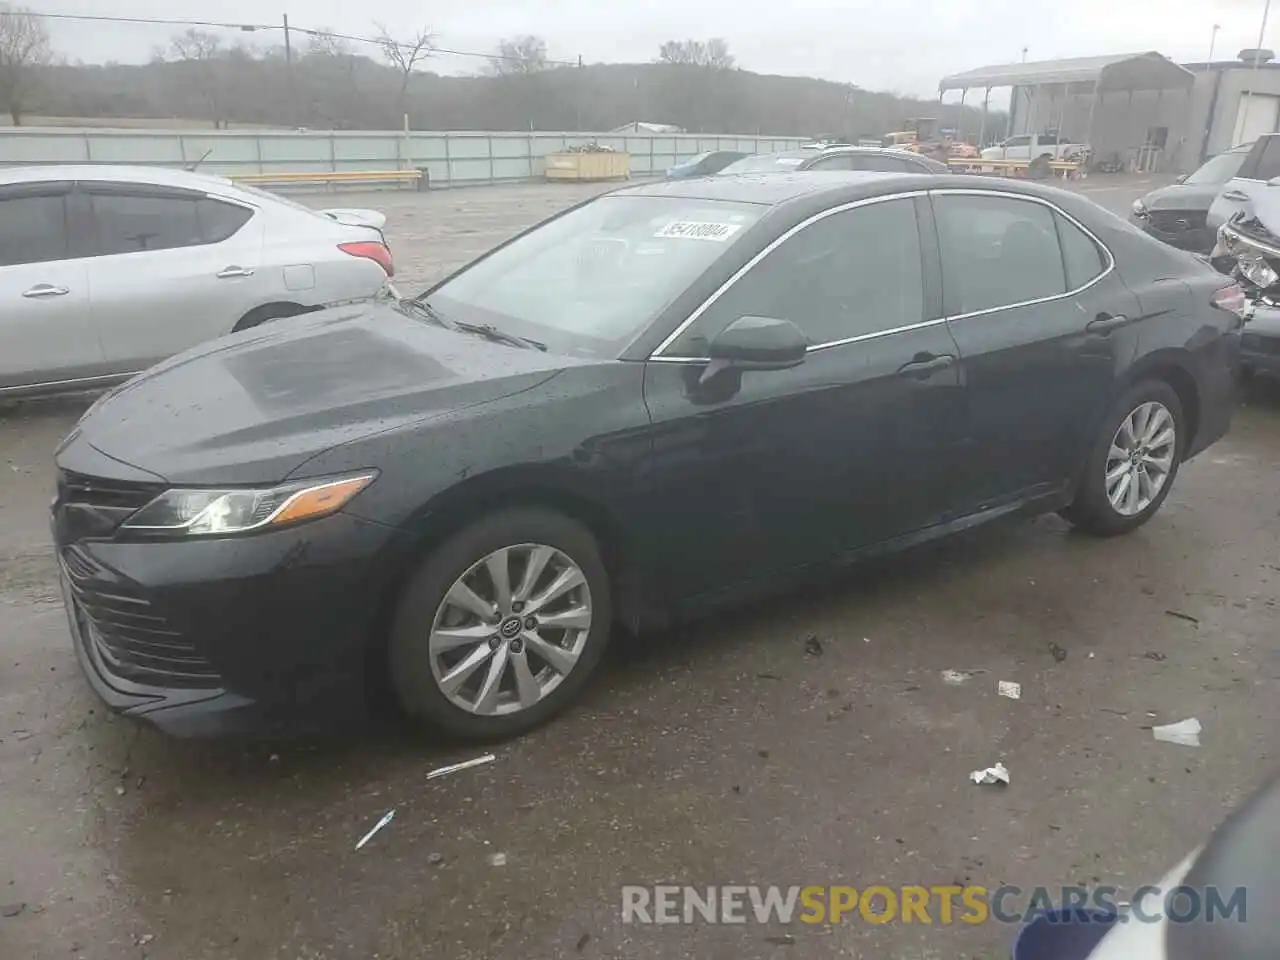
(427, 543, 593, 716)
(1105, 400, 1176, 517)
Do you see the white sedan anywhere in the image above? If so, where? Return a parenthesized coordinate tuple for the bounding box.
(0, 164, 396, 398)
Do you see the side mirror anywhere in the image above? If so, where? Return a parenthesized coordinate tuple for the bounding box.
(1174, 173, 1189, 184)
(1268, 176, 1280, 187)
(704, 315, 808, 378)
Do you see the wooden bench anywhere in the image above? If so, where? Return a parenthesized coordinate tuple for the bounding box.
(231, 169, 424, 190)
(946, 157, 1085, 180)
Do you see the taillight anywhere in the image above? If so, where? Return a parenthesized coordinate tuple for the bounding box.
(339, 241, 394, 278)
(1210, 282, 1247, 318)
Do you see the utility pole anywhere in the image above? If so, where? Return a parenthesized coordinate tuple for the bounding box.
(282, 13, 297, 127)
(1239, 0, 1273, 144)
(1208, 23, 1221, 65)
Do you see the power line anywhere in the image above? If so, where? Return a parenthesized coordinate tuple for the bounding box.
(1, 9, 581, 66)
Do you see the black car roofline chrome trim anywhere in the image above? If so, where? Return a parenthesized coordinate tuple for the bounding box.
(648, 186, 1115, 362)
(0, 372, 142, 395)
(927, 187, 1117, 323)
(649, 190, 929, 359)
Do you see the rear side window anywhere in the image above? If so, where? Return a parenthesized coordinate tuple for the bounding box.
(1055, 213, 1106, 289)
(0, 193, 70, 266)
(1251, 136, 1280, 180)
(935, 194, 1065, 314)
(88, 192, 252, 255)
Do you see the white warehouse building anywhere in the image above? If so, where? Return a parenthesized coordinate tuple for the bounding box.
(939, 50, 1280, 174)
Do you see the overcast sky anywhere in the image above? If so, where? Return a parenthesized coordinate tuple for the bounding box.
(40, 0, 1280, 96)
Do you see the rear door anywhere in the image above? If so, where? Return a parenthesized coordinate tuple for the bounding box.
(0, 182, 104, 392)
(932, 190, 1140, 513)
(1207, 135, 1280, 233)
(79, 182, 267, 372)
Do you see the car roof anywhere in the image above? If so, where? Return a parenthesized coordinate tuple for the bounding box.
(615, 170, 937, 205)
(0, 163, 242, 193)
(615, 170, 1091, 208)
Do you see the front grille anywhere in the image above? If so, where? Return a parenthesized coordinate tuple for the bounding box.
(1148, 210, 1206, 233)
(1242, 332, 1280, 356)
(62, 546, 219, 688)
(53, 470, 165, 543)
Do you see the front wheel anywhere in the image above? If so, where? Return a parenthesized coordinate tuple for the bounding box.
(1061, 380, 1184, 536)
(388, 508, 612, 741)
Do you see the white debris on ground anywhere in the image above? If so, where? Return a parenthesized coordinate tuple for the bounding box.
(997, 681, 1021, 700)
(1152, 718, 1202, 747)
(941, 670, 972, 686)
(970, 762, 1010, 786)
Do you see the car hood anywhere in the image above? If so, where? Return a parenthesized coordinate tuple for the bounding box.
(60, 303, 578, 486)
(1140, 182, 1222, 212)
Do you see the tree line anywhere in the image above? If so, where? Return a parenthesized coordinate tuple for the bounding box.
(0, 4, 1001, 140)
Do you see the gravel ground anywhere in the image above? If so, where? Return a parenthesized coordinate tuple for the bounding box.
(1, 175, 1277, 960)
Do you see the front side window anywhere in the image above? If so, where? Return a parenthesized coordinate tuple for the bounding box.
(665, 197, 925, 356)
(426, 195, 765, 359)
(934, 195, 1065, 314)
(0, 192, 69, 267)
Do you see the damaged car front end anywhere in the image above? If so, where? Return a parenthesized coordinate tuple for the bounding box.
(1211, 212, 1280, 377)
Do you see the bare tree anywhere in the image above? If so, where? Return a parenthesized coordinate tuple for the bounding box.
(306, 27, 351, 59)
(0, 3, 52, 125)
(162, 28, 231, 127)
(373, 22, 434, 120)
(657, 38, 735, 69)
(489, 35, 548, 76)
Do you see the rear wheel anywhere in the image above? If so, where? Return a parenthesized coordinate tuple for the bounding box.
(388, 508, 612, 740)
(1061, 380, 1184, 536)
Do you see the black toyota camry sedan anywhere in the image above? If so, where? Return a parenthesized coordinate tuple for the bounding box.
(52, 172, 1243, 740)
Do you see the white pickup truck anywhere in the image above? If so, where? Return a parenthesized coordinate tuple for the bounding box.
(980, 133, 1089, 163)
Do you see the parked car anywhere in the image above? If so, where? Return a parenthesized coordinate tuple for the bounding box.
(53, 173, 1241, 740)
(0, 165, 394, 399)
(1207, 133, 1280, 235)
(665, 151, 749, 179)
(1208, 188, 1280, 377)
(718, 146, 950, 175)
(980, 133, 1090, 165)
(1130, 144, 1252, 253)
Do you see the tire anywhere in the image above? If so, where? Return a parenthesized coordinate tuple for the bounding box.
(233, 302, 310, 332)
(1061, 379, 1185, 537)
(388, 508, 613, 741)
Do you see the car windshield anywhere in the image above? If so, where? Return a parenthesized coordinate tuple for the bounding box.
(680, 152, 711, 165)
(422, 195, 765, 358)
(227, 180, 333, 217)
(1185, 149, 1249, 185)
(719, 153, 808, 174)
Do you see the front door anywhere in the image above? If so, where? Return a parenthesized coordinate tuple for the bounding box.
(641, 195, 965, 603)
(79, 182, 265, 373)
(930, 190, 1138, 513)
(0, 182, 104, 392)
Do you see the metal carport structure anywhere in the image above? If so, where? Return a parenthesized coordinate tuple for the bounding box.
(938, 52, 1196, 164)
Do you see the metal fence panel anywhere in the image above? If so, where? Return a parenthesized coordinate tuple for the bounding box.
(0, 127, 806, 189)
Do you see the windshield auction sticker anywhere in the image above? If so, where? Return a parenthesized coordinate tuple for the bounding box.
(655, 221, 743, 242)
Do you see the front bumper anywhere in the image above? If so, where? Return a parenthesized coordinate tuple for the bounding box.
(54, 506, 411, 737)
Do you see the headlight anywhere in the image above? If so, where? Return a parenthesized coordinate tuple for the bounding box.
(1131, 199, 1148, 217)
(121, 472, 376, 537)
(1238, 254, 1280, 290)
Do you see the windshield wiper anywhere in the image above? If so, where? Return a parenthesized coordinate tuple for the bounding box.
(398, 297, 459, 331)
(453, 320, 547, 352)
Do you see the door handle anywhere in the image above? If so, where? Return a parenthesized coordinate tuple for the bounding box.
(896, 354, 955, 379)
(1221, 189, 1249, 201)
(216, 266, 255, 279)
(22, 284, 70, 299)
(1086, 312, 1129, 334)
